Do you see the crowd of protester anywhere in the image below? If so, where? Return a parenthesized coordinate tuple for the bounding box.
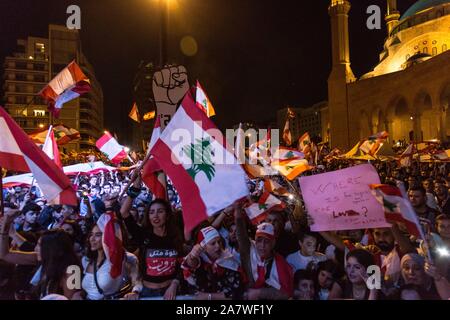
(0, 158, 449, 300)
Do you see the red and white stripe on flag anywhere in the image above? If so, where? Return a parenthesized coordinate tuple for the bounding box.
(42, 129, 62, 168)
(39, 61, 91, 118)
(370, 184, 423, 238)
(97, 212, 125, 279)
(96, 132, 127, 165)
(150, 92, 249, 233)
(0, 107, 77, 205)
(245, 192, 286, 225)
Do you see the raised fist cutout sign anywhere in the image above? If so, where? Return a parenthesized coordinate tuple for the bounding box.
(152, 65, 190, 130)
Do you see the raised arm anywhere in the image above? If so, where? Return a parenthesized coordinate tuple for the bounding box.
(234, 202, 254, 286)
(0, 208, 38, 266)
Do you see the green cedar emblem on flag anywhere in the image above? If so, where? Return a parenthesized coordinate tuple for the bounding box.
(183, 138, 216, 182)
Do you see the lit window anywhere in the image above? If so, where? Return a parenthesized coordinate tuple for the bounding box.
(443, 44, 448, 52)
(432, 47, 437, 55)
(33, 110, 46, 117)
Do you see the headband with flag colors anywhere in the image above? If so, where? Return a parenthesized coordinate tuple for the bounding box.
(128, 103, 140, 123)
(370, 184, 424, 239)
(142, 117, 167, 200)
(39, 61, 91, 118)
(245, 192, 286, 225)
(0, 106, 77, 205)
(149, 91, 249, 233)
(42, 127, 62, 169)
(96, 212, 125, 279)
(197, 226, 220, 247)
(96, 132, 128, 165)
(196, 81, 216, 118)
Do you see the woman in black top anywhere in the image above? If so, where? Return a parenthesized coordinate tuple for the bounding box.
(120, 174, 184, 300)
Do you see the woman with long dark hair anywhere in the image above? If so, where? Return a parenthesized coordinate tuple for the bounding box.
(120, 174, 185, 300)
(0, 209, 81, 299)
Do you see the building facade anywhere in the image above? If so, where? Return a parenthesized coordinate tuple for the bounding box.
(131, 61, 156, 151)
(277, 102, 325, 144)
(324, 0, 450, 149)
(3, 24, 103, 151)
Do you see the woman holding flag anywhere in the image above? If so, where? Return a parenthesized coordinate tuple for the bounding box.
(120, 173, 185, 300)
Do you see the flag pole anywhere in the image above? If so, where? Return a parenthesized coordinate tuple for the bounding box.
(0, 166, 4, 217)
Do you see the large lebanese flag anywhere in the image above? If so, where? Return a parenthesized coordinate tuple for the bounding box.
(370, 184, 424, 238)
(39, 61, 91, 118)
(150, 92, 249, 233)
(0, 107, 77, 205)
(96, 132, 127, 165)
(42, 127, 62, 169)
(142, 117, 167, 200)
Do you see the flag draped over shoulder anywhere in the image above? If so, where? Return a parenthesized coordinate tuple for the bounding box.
(150, 92, 249, 233)
(128, 103, 140, 123)
(370, 184, 424, 238)
(196, 81, 216, 118)
(0, 106, 77, 205)
(96, 132, 127, 165)
(39, 61, 90, 118)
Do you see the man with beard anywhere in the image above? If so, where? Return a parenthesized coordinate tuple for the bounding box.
(434, 180, 450, 216)
(408, 186, 438, 229)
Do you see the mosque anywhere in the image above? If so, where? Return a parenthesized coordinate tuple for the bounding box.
(323, 0, 450, 150)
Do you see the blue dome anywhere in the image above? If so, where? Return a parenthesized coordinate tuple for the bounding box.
(401, 0, 450, 19)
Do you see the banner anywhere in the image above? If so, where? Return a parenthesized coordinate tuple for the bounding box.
(299, 164, 390, 232)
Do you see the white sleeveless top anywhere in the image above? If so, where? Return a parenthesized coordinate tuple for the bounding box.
(81, 252, 138, 300)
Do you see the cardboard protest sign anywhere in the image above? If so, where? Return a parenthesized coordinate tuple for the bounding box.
(299, 164, 390, 232)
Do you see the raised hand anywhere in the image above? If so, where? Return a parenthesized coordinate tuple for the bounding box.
(152, 65, 189, 106)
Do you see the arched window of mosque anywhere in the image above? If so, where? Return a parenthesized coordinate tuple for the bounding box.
(433, 47, 438, 55)
(423, 47, 428, 54)
(406, 54, 410, 60)
(443, 44, 448, 52)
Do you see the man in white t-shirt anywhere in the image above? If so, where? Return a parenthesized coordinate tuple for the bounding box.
(286, 231, 327, 272)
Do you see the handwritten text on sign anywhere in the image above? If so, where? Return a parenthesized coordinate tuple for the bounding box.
(299, 164, 389, 232)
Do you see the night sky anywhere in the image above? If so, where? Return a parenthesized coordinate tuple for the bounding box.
(0, 0, 418, 145)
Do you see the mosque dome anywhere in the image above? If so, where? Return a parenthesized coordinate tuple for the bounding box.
(401, 0, 450, 20)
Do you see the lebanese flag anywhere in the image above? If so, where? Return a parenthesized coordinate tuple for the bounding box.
(359, 131, 389, 156)
(297, 132, 311, 154)
(97, 212, 125, 279)
(96, 132, 127, 165)
(196, 81, 216, 118)
(270, 147, 311, 180)
(282, 118, 292, 146)
(142, 117, 167, 199)
(0, 107, 77, 205)
(399, 144, 414, 167)
(245, 192, 286, 225)
(128, 103, 140, 123)
(39, 61, 91, 118)
(250, 243, 293, 297)
(42, 127, 62, 169)
(150, 92, 249, 233)
(370, 184, 424, 238)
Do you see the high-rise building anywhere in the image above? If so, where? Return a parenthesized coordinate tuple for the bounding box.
(131, 61, 156, 151)
(2, 24, 103, 151)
